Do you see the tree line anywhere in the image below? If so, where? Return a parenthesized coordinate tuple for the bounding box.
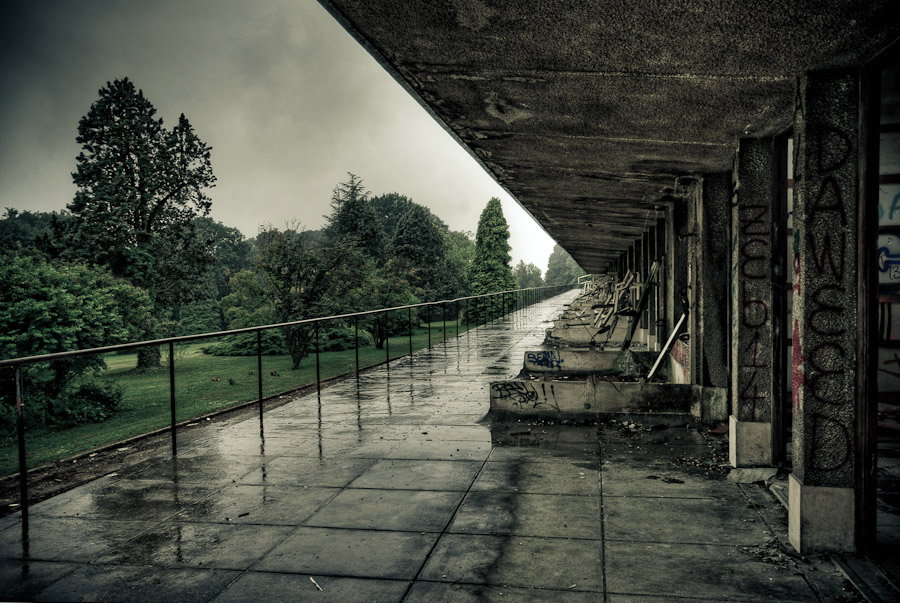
(0, 77, 582, 434)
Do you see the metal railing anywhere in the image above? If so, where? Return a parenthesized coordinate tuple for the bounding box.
(1, 283, 575, 520)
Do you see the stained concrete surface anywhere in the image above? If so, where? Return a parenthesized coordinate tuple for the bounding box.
(0, 291, 860, 601)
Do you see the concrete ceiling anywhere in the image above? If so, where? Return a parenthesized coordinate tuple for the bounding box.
(319, 1, 900, 273)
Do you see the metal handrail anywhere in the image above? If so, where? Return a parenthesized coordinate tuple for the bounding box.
(3, 282, 576, 526)
(0, 284, 571, 367)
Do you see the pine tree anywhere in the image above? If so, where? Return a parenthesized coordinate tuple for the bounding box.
(469, 198, 516, 321)
(324, 173, 385, 259)
(66, 78, 217, 367)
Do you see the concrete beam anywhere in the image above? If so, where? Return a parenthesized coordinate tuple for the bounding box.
(789, 68, 861, 555)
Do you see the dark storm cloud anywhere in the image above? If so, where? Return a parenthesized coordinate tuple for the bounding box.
(0, 0, 555, 268)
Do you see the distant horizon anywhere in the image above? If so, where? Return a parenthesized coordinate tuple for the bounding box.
(0, 0, 558, 272)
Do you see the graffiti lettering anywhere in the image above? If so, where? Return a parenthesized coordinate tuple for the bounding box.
(735, 195, 772, 422)
(525, 351, 564, 370)
(798, 112, 856, 479)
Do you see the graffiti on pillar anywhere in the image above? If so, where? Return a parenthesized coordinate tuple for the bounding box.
(525, 350, 565, 370)
(736, 198, 772, 421)
(491, 381, 560, 410)
(877, 233, 900, 292)
(800, 121, 855, 477)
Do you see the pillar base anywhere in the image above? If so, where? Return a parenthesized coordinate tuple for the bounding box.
(728, 415, 772, 467)
(788, 474, 855, 554)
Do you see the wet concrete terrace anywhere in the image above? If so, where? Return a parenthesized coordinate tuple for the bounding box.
(1, 291, 854, 601)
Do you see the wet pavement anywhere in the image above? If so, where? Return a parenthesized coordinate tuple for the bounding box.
(0, 291, 858, 601)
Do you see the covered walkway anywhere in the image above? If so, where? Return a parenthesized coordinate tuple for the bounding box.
(0, 292, 856, 601)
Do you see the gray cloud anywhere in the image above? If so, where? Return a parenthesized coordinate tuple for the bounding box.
(0, 0, 556, 269)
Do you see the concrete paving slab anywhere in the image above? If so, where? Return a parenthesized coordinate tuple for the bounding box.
(0, 559, 78, 600)
(173, 485, 338, 525)
(212, 571, 409, 602)
(419, 533, 604, 592)
(305, 488, 464, 532)
(117, 521, 294, 570)
(348, 459, 482, 491)
(407, 425, 493, 441)
(255, 526, 437, 579)
(383, 439, 493, 461)
(406, 581, 604, 601)
(449, 491, 602, 539)
(604, 541, 815, 600)
(34, 564, 240, 603)
(602, 466, 745, 500)
(0, 517, 157, 563)
(237, 457, 377, 488)
(603, 496, 770, 545)
(114, 454, 268, 485)
(470, 459, 601, 496)
(29, 479, 219, 522)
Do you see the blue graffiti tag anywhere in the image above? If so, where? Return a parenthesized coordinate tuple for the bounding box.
(878, 246, 900, 273)
(526, 351, 564, 370)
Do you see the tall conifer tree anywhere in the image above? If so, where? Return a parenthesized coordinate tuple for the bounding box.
(469, 198, 516, 321)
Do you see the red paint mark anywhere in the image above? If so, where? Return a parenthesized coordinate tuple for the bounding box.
(791, 253, 803, 412)
(792, 317, 803, 412)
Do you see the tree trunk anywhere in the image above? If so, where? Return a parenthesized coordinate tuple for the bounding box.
(136, 346, 161, 369)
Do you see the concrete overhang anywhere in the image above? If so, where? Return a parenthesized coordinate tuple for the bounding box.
(318, 0, 900, 273)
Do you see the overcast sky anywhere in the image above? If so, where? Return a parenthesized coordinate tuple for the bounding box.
(0, 0, 557, 270)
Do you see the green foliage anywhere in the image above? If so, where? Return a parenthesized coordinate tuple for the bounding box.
(363, 262, 420, 349)
(324, 173, 385, 259)
(468, 198, 516, 321)
(63, 78, 217, 315)
(202, 329, 286, 356)
(0, 208, 71, 254)
(371, 192, 420, 242)
(248, 226, 375, 367)
(0, 253, 153, 435)
(544, 244, 585, 286)
(514, 260, 544, 289)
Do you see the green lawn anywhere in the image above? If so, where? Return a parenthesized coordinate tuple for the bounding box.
(1, 321, 474, 476)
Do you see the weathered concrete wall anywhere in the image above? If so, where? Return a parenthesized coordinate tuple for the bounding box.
(790, 68, 860, 554)
(523, 349, 660, 378)
(489, 378, 726, 421)
(729, 137, 778, 467)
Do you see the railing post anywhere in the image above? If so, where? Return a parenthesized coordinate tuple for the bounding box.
(407, 307, 413, 357)
(454, 301, 459, 339)
(426, 305, 432, 349)
(168, 341, 176, 456)
(15, 366, 28, 528)
(315, 321, 321, 394)
(257, 330, 263, 421)
(354, 315, 360, 380)
(464, 298, 469, 344)
(384, 311, 390, 367)
(442, 303, 447, 344)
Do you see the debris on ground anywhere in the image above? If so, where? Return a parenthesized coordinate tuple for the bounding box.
(728, 467, 778, 484)
(738, 537, 803, 571)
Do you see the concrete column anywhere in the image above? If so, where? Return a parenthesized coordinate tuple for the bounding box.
(699, 173, 731, 387)
(729, 138, 777, 467)
(686, 181, 703, 385)
(789, 68, 861, 555)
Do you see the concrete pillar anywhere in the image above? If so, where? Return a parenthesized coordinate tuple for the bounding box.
(729, 137, 778, 467)
(789, 68, 861, 555)
(698, 173, 731, 388)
